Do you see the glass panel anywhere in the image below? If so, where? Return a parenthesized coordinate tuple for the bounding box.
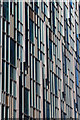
(13, 110, 16, 118)
(6, 107, 9, 118)
(75, 68, 79, 86)
(33, 81, 36, 108)
(6, 63, 9, 93)
(14, 82, 16, 97)
(29, 19, 33, 43)
(24, 88, 29, 115)
(10, 66, 16, 81)
(2, 61, 5, 91)
(35, 3, 38, 15)
(13, 98, 16, 110)
(6, 36, 9, 61)
(3, 2, 9, 21)
(2, 34, 5, 59)
(54, 74, 57, 95)
(46, 102, 50, 118)
(17, 31, 22, 45)
(20, 2, 23, 23)
(30, 80, 33, 106)
(10, 39, 15, 66)
(49, 40, 52, 59)
(52, 4, 55, 32)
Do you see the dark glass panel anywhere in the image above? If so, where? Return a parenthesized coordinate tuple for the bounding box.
(10, 38, 15, 66)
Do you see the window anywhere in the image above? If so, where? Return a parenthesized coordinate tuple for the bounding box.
(30, 80, 33, 106)
(46, 102, 50, 118)
(20, 47, 23, 62)
(2, 105, 5, 119)
(36, 61, 40, 84)
(2, 34, 5, 59)
(10, 66, 16, 81)
(70, 0, 72, 7)
(3, 2, 9, 21)
(30, 2, 33, 8)
(29, 19, 33, 43)
(44, 3, 48, 16)
(17, 31, 22, 45)
(10, 2, 12, 15)
(17, 2, 19, 20)
(6, 36, 9, 61)
(54, 75, 57, 95)
(46, 27, 48, 47)
(35, 24, 38, 38)
(79, 6, 80, 22)
(20, 2, 23, 23)
(76, 35, 79, 62)
(33, 81, 36, 108)
(6, 63, 9, 93)
(17, 2, 23, 23)
(66, 24, 69, 49)
(25, 3, 28, 39)
(75, 68, 79, 86)
(13, 82, 16, 97)
(17, 44, 19, 59)
(6, 107, 9, 118)
(24, 88, 29, 115)
(41, 2, 44, 12)
(10, 39, 15, 66)
(14, 98, 16, 110)
(25, 3, 28, 65)
(52, 4, 55, 32)
(35, 2, 38, 15)
(37, 27, 40, 48)
(2, 61, 5, 91)
(36, 84, 40, 96)
(49, 40, 52, 59)
(64, 56, 67, 75)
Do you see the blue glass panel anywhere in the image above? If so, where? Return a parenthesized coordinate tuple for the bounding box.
(29, 19, 33, 43)
(70, 0, 72, 7)
(75, 68, 79, 86)
(3, 2, 9, 21)
(44, 4, 47, 16)
(35, 4, 38, 14)
(49, 40, 52, 59)
(46, 102, 50, 118)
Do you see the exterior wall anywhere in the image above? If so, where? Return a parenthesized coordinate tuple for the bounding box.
(0, 1, 80, 119)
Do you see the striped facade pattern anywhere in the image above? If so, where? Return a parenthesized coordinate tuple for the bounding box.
(0, 0, 80, 119)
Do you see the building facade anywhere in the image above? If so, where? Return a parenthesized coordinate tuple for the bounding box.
(0, 0, 80, 119)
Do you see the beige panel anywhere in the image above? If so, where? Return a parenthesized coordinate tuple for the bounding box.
(17, 60, 20, 76)
(36, 110, 39, 118)
(30, 107, 33, 118)
(10, 15, 14, 39)
(29, 9, 34, 21)
(33, 109, 36, 118)
(26, 75, 30, 89)
(6, 95, 9, 106)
